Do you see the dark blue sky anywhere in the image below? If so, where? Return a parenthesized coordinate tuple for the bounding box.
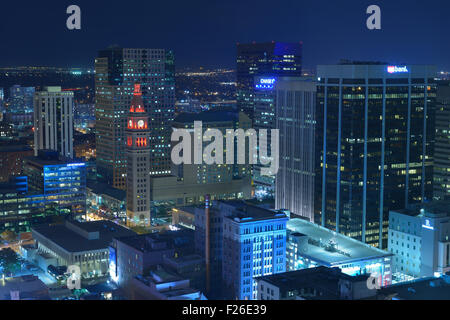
(0, 0, 449, 70)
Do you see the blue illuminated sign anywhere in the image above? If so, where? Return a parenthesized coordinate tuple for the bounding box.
(109, 247, 118, 283)
(68, 163, 86, 167)
(422, 219, 434, 230)
(387, 66, 409, 74)
(255, 78, 276, 89)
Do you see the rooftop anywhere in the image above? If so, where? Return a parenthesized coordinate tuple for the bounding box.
(257, 266, 370, 299)
(382, 275, 450, 300)
(0, 275, 49, 300)
(134, 266, 205, 300)
(87, 180, 125, 201)
(116, 229, 195, 253)
(287, 218, 392, 266)
(163, 254, 204, 267)
(317, 64, 436, 79)
(173, 110, 238, 124)
(0, 145, 32, 152)
(173, 206, 197, 215)
(32, 220, 136, 253)
(392, 200, 450, 219)
(25, 150, 86, 167)
(220, 200, 288, 223)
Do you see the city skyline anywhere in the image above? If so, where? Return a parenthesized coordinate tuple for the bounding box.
(0, 1, 450, 304)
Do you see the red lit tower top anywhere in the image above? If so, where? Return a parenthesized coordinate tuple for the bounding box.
(126, 83, 150, 147)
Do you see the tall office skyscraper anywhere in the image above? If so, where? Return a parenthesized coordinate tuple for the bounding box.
(238, 42, 302, 192)
(9, 85, 35, 114)
(236, 42, 302, 120)
(252, 76, 277, 191)
(125, 84, 151, 227)
(222, 201, 288, 300)
(315, 63, 436, 248)
(95, 47, 175, 189)
(33, 86, 74, 158)
(433, 81, 450, 200)
(275, 78, 316, 221)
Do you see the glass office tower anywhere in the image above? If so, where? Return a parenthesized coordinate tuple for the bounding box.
(95, 47, 175, 189)
(275, 78, 316, 221)
(315, 62, 436, 248)
(433, 81, 450, 200)
(237, 42, 302, 121)
(0, 151, 87, 233)
(238, 42, 302, 192)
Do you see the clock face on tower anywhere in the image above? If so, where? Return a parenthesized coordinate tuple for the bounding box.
(138, 120, 144, 128)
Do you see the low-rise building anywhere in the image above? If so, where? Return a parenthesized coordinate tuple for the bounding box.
(87, 180, 126, 222)
(0, 275, 49, 300)
(110, 229, 199, 292)
(31, 219, 135, 279)
(287, 218, 393, 287)
(380, 273, 450, 300)
(388, 200, 450, 280)
(171, 206, 195, 230)
(130, 266, 207, 300)
(255, 266, 377, 300)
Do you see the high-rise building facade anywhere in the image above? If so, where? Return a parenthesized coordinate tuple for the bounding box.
(5, 85, 35, 128)
(0, 150, 87, 233)
(433, 81, 450, 200)
(275, 78, 316, 221)
(23, 151, 86, 217)
(172, 110, 252, 185)
(9, 85, 35, 114)
(126, 84, 151, 227)
(221, 201, 288, 300)
(315, 63, 436, 249)
(95, 47, 175, 189)
(236, 42, 302, 120)
(252, 76, 277, 192)
(33, 86, 74, 158)
(194, 200, 234, 298)
(388, 201, 450, 279)
(0, 145, 33, 182)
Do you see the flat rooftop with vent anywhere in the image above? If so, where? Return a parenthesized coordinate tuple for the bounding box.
(223, 200, 289, 223)
(287, 218, 393, 287)
(29, 220, 136, 279)
(381, 273, 450, 300)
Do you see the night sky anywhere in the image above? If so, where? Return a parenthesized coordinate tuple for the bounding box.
(0, 0, 449, 70)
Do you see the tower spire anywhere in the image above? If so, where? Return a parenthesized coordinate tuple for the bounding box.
(126, 82, 151, 227)
(130, 83, 145, 113)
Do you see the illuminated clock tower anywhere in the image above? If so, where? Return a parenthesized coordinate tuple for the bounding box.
(126, 83, 151, 227)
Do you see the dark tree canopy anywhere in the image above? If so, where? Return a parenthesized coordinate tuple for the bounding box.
(0, 248, 21, 276)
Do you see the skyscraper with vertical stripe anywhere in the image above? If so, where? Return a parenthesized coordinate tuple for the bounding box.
(33, 86, 74, 159)
(315, 62, 436, 248)
(275, 78, 316, 222)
